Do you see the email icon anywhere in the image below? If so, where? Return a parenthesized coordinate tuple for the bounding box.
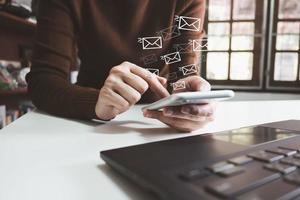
(193, 38, 208, 51)
(158, 25, 181, 41)
(180, 64, 199, 76)
(171, 81, 186, 91)
(165, 72, 177, 81)
(145, 68, 160, 76)
(178, 16, 201, 32)
(141, 54, 158, 65)
(173, 42, 193, 54)
(140, 37, 163, 50)
(161, 52, 181, 65)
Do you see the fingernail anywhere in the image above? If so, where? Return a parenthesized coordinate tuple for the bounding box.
(182, 107, 191, 114)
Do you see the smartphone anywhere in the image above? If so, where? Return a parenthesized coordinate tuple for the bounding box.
(142, 90, 235, 111)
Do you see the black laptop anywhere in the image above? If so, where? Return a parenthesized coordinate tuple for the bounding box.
(101, 120, 300, 200)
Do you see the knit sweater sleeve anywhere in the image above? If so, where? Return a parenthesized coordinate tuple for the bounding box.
(26, 0, 99, 120)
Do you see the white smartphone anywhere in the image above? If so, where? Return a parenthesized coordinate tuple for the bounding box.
(142, 90, 235, 111)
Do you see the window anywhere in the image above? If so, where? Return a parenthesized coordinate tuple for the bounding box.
(267, 0, 300, 91)
(202, 0, 267, 89)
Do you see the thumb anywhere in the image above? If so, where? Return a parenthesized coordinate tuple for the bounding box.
(185, 76, 211, 92)
(157, 76, 167, 86)
(143, 110, 163, 119)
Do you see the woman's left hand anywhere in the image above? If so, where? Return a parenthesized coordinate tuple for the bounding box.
(143, 76, 216, 132)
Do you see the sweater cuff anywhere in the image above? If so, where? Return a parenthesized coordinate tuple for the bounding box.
(73, 87, 100, 120)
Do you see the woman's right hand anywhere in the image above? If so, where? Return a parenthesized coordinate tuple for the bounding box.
(95, 61, 169, 120)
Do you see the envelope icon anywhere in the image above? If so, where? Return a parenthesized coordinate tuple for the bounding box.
(142, 37, 163, 50)
(193, 38, 208, 51)
(158, 25, 181, 41)
(174, 42, 193, 54)
(172, 81, 186, 91)
(178, 16, 201, 32)
(166, 72, 177, 81)
(141, 54, 157, 65)
(181, 64, 198, 76)
(146, 68, 160, 76)
(162, 52, 181, 65)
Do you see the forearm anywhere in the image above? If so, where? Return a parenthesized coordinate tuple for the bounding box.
(26, 71, 99, 120)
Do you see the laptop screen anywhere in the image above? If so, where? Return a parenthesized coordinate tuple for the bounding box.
(210, 126, 299, 146)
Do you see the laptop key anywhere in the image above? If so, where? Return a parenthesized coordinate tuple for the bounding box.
(204, 167, 281, 198)
(264, 163, 297, 174)
(218, 166, 245, 177)
(279, 145, 300, 152)
(207, 161, 235, 173)
(294, 154, 300, 159)
(237, 178, 300, 200)
(248, 151, 284, 162)
(228, 156, 253, 165)
(179, 169, 210, 181)
(266, 148, 297, 157)
(281, 157, 300, 167)
(285, 173, 300, 185)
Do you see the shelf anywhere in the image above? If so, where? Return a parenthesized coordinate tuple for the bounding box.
(0, 11, 32, 107)
(0, 88, 27, 96)
(0, 11, 36, 34)
(0, 88, 29, 109)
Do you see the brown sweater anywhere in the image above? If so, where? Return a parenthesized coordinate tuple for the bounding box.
(26, 0, 206, 120)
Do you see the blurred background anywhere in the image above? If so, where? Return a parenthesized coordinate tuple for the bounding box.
(0, 0, 299, 128)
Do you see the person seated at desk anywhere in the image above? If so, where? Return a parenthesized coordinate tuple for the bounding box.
(26, 0, 215, 132)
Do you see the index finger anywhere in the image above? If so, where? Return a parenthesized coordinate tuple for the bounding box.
(129, 64, 170, 98)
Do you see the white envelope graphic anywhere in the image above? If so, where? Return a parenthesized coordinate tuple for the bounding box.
(193, 39, 208, 51)
(162, 52, 181, 65)
(158, 25, 181, 41)
(172, 81, 186, 91)
(166, 72, 177, 81)
(174, 42, 193, 54)
(181, 64, 198, 76)
(142, 37, 163, 50)
(146, 68, 159, 76)
(178, 16, 201, 32)
(141, 54, 157, 65)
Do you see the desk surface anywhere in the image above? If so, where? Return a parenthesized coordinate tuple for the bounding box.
(1, 101, 300, 200)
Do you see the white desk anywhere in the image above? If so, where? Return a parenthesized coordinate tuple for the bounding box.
(1, 101, 300, 200)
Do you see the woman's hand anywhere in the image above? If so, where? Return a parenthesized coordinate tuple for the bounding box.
(95, 62, 169, 120)
(143, 76, 216, 132)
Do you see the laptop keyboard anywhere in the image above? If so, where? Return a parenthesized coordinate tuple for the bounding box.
(178, 145, 300, 200)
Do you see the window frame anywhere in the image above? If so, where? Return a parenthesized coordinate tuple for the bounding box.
(266, 0, 300, 92)
(201, 0, 269, 90)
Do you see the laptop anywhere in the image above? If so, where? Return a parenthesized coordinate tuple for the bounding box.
(101, 120, 300, 200)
